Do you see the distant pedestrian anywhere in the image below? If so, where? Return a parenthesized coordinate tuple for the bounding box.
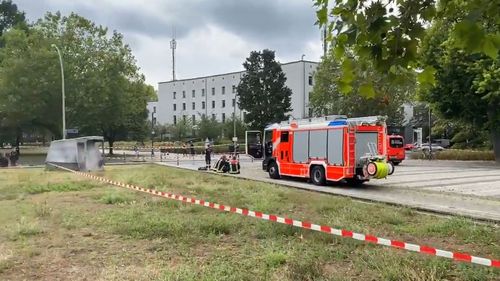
(189, 141, 195, 157)
(9, 151, 18, 166)
(205, 143, 212, 169)
(133, 145, 139, 158)
(182, 143, 187, 157)
(0, 153, 8, 167)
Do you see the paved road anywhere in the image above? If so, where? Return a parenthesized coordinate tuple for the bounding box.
(153, 156, 500, 222)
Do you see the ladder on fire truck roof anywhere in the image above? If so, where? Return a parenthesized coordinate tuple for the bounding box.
(280, 115, 347, 126)
(280, 115, 386, 126)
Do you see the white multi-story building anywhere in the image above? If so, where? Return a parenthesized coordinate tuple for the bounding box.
(152, 60, 319, 125)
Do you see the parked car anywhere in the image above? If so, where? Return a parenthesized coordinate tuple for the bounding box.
(420, 143, 445, 152)
(404, 143, 415, 151)
(2, 143, 12, 149)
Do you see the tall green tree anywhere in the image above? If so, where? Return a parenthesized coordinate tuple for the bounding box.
(197, 115, 221, 141)
(0, 12, 154, 153)
(420, 15, 500, 160)
(170, 118, 191, 141)
(237, 49, 292, 130)
(0, 27, 60, 147)
(313, 0, 500, 96)
(0, 0, 26, 37)
(222, 117, 248, 141)
(310, 52, 415, 125)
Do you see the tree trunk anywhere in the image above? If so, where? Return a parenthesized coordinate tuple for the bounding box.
(108, 138, 114, 155)
(492, 129, 500, 164)
(15, 127, 21, 156)
(488, 106, 500, 163)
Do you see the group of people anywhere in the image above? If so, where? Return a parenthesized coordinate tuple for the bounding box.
(0, 150, 19, 167)
(202, 140, 240, 174)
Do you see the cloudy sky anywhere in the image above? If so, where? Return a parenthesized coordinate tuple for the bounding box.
(15, 0, 323, 88)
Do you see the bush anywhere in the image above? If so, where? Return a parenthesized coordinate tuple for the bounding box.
(99, 191, 134, 204)
(410, 149, 495, 161)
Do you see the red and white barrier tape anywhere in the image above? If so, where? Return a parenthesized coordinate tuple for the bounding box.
(50, 164, 500, 268)
(100, 143, 236, 151)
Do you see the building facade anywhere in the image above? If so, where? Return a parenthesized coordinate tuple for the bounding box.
(152, 60, 319, 125)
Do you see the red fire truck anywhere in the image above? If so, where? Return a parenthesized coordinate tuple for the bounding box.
(387, 135, 405, 165)
(262, 115, 394, 185)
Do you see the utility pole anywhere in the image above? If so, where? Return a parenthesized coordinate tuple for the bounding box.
(51, 44, 66, 139)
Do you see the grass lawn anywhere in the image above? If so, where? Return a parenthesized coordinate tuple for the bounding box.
(0, 165, 499, 280)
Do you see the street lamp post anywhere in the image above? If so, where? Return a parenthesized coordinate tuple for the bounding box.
(428, 105, 432, 159)
(151, 107, 156, 158)
(51, 44, 66, 139)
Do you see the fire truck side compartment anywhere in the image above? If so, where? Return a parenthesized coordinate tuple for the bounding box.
(327, 129, 344, 165)
(309, 130, 327, 159)
(355, 132, 379, 167)
(292, 131, 309, 163)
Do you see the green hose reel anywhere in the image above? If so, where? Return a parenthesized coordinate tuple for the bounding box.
(366, 160, 394, 179)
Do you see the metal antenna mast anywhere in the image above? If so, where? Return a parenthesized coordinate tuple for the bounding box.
(170, 27, 177, 81)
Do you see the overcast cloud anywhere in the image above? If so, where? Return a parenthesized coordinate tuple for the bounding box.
(14, 0, 323, 88)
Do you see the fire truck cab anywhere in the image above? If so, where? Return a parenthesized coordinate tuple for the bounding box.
(262, 115, 394, 185)
(387, 135, 405, 165)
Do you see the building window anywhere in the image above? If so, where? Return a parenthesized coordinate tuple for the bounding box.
(202, 89, 205, 97)
(182, 91, 186, 98)
(173, 92, 176, 99)
(222, 100, 226, 108)
(222, 113, 226, 123)
(202, 101, 206, 109)
(202, 113, 206, 118)
(182, 103, 186, 111)
(232, 85, 236, 93)
(222, 86, 225, 95)
(192, 115, 196, 123)
(192, 89, 195, 98)
(232, 99, 235, 107)
(308, 75, 313, 86)
(183, 115, 186, 122)
(211, 113, 216, 120)
(173, 104, 177, 111)
(212, 87, 215, 95)
(212, 100, 215, 108)
(173, 115, 177, 124)
(192, 102, 195, 110)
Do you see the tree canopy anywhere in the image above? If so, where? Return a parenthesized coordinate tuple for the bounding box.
(0, 12, 155, 152)
(310, 51, 415, 125)
(419, 10, 500, 159)
(314, 0, 500, 96)
(237, 49, 292, 130)
(0, 0, 25, 37)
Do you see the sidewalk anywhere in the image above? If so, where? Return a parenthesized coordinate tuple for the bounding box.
(154, 159, 500, 222)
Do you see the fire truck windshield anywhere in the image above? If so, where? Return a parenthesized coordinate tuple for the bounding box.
(390, 138, 404, 148)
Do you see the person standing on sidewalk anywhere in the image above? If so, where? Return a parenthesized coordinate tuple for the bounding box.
(205, 143, 212, 169)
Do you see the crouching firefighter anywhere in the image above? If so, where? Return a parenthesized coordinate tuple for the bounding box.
(229, 155, 240, 174)
(213, 155, 229, 173)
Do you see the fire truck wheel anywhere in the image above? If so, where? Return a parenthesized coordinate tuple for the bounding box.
(268, 162, 281, 179)
(311, 166, 326, 186)
(387, 161, 395, 175)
